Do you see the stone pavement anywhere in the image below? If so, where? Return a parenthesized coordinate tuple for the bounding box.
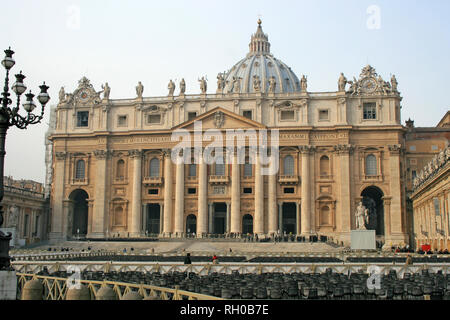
(22, 240, 344, 255)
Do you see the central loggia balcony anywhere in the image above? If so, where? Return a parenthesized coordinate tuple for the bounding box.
(278, 175, 300, 185)
(143, 176, 163, 186)
(209, 175, 229, 185)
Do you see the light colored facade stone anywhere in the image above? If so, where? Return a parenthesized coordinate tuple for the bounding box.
(47, 21, 449, 247)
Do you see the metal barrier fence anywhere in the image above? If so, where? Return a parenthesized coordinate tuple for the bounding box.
(16, 273, 221, 300)
(12, 261, 450, 278)
(11, 251, 114, 261)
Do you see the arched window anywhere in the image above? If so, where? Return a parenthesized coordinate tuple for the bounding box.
(215, 157, 225, 176)
(75, 160, 85, 179)
(320, 155, 330, 176)
(365, 154, 377, 176)
(116, 159, 125, 180)
(244, 157, 252, 177)
(149, 158, 160, 177)
(283, 155, 294, 175)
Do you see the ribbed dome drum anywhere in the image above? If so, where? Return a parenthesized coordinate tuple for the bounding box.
(222, 20, 301, 94)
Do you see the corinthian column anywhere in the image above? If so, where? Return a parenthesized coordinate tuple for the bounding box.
(197, 153, 208, 236)
(230, 150, 241, 234)
(254, 154, 264, 235)
(174, 157, 185, 236)
(163, 150, 173, 236)
(268, 160, 278, 235)
(300, 145, 311, 235)
(92, 149, 109, 238)
(130, 149, 142, 237)
(335, 144, 353, 233)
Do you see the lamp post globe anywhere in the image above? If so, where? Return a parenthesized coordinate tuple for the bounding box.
(0, 47, 49, 270)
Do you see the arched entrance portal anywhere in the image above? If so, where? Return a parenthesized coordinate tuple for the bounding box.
(146, 204, 160, 235)
(213, 203, 227, 234)
(282, 203, 297, 234)
(186, 214, 197, 235)
(242, 214, 253, 234)
(69, 189, 89, 237)
(361, 186, 384, 235)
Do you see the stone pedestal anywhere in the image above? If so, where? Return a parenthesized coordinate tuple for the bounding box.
(0, 228, 17, 247)
(0, 271, 17, 300)
(351, 230, 376, 250)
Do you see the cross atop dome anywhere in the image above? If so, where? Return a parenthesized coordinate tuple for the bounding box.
(249, 19, 270, 55)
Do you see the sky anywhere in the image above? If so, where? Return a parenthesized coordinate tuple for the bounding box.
(0, 0, 449, 183)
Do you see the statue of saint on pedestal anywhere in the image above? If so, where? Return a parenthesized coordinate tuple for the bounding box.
(268, 76, 276, 93)
(300, 75, 307, 92)
(338, 73, 347, 92)
(102, 82, 110, 100)
(167, 80, 175, 96)
(179, 78, 186, 95)
(136, 81, 144, 98)
(198, 77, 207, 94)
(355, 201, 368, 230)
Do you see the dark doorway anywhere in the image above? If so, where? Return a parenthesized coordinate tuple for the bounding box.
(282, 202, 297, 234)
(146, 204, 160, 234)
(69, 189, 89, 236)
(361, 186, 384, 235)
(242, 214, 253, 234)
(186, 214, 197, 234)
(213, 203, 227, 234)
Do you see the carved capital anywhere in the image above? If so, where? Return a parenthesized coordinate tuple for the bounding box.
(299, 145, 314, 154)
(162, 149, 171, 158)
(337, 97, 346, 105)
(388, 144, 403, 155)
(93, 149, 110, 159)
(333, 144, 354, 155)
(55, 151, 67, 160)
(128, 149, 143, 158)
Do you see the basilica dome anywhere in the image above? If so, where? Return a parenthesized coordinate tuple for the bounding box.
(222, 20, 301, 94)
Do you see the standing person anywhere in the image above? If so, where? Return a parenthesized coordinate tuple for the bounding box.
(212, 254, 218, 264)
(184, 253, 192, 265)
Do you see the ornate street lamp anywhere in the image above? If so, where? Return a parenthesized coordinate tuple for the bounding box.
(0, 47, 49, 270)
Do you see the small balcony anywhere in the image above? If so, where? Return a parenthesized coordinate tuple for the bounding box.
(278, 175, 299, 185)
(209, 175, 229, 185)
(143, 176, 163, 186)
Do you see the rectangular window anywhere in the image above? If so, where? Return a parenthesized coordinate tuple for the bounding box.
(431, 145, 438, 151)
(187, 188, 196, 195)
(243, 187, 252, 194)
(34, 215, 40, 235)
(319, 109, 329, 121)
(188, 112, 197, 121)
(409, 146, 416, 151)
(412, 170, 417, 179)
(148, 114, 161, 124)
(284, 187, 295, 194)
(280, 110, 295, 121)
(148, 189, 158, 195)
(76, 111, 89, 127)
(117, 115, 128, 126)
(243, 110, 252, 120)
(363, 103, 377, 120)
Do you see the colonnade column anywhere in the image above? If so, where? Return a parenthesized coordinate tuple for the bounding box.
(254, 154, 264, 235)
(268, 151, 278, 235)
(226, 202, 231, 234)
(174, 155, 184, 237)
(278, 202, 283, 234)
(163, 150, 173, 236)
(230, 150, 241, 234)
(300, 145, 312, 235)
(130, 149, 142, 237)
(197, 154, 208, 237)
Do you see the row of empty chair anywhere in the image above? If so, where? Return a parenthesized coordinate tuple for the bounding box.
(36, 267, 450, 300)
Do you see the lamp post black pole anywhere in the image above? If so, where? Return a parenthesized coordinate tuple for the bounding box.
(0, 47, 49, 270)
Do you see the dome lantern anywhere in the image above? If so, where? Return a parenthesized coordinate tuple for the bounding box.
(248, 19, 271, 55)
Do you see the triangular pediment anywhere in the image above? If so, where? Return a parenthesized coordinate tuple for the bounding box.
(173, 107, 267, 131)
